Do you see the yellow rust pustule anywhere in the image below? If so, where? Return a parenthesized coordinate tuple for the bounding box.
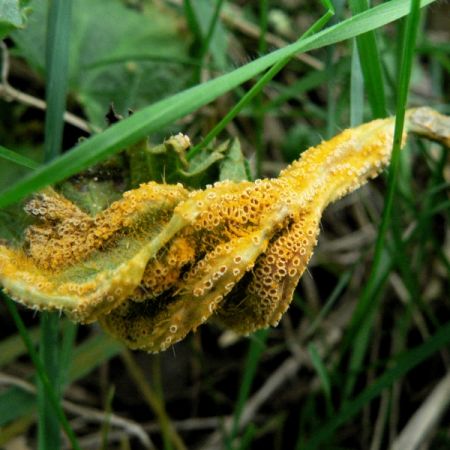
(0, 107, 449, 352)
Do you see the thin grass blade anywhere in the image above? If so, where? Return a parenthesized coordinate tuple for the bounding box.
(349, 0, 387, 118)
(2, 294, 81, 450)
(39, 0, 73, 448)
(0, 146, 40, 170)
(229, 329, 269, 445)
(342, 0, 424, 399)
(350, 40, 364, 126)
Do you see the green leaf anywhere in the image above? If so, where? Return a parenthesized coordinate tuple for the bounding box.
(128, 135, 230, 188)
(0, 204, 34, 243)
(12, 0, 193, 128)
(180, 140, 228, 186)
(57, 153, 128, 214)
(0, 0, 22, 26)
(219, 138, 247, 182)
(59, 178, 124, 215)
(128, 136, 190, 186)
(0, 0, 27, 39)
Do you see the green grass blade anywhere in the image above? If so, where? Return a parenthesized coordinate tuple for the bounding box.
(43, 0, 72, 162)
(342, 0, 423, 399)
(2, 294, 81, 450)
(59, 321, 78, 387)
(39, 0, 73, 448)
(237, 423, 256, 450)
(307, 343, 333, 415)
(230, 329, 269, 445)
(324, 0, 343, 138)
(0, 0, 438, 208)
(192, 0, 225, 82)
(0, 146, 40, 169)
(304, 320, 450, 449)
(264, 59, 349, 112)
(258, 0, 269, 54)
(183, 0, 202, 42)
(199, 0, 225, 61)
(392, 1, 422, 119)
(341, 313, 373, 400)
(350, 40, 364, 126)
(38, 312, 61, 450)
(306, 270, 352, 337)
(348, 0, 423, 340)
(100, 386, 116, 450)
(254, 0, 269, 178)
(349, 0, 387, 118)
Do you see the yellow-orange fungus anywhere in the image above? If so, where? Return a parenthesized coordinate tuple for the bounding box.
(1, 107, 449, 352)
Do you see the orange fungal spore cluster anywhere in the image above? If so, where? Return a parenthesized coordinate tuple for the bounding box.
(0, 107, 448, 352)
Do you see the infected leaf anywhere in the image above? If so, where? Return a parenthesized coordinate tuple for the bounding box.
(0, 107, 449, 352)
